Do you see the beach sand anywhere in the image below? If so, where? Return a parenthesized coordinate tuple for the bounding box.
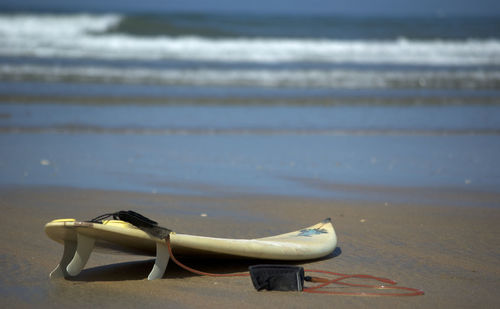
(1, 186, 499, 308)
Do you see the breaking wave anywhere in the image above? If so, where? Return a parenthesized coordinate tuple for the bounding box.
(1, 13, 500, 66)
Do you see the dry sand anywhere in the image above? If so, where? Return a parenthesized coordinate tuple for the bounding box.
(1, 186, 499, 308)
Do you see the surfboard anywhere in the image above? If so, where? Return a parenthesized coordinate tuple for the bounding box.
(45, 218, 337, 280)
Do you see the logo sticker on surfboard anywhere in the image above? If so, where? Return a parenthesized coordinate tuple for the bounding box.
(297, 228, 328, 237)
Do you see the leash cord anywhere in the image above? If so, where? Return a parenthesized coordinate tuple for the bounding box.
(164, 235, 424, 296)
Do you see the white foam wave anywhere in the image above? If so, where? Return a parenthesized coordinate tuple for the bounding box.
(0, 13, 120, 36)
(2, 64, 499, 89)
(1, 14, 500, 66)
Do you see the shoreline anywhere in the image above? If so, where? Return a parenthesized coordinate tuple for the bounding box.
(1, 186, 499, 308)
(2, 179, 500, 209)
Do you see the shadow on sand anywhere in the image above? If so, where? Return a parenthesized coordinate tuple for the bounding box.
(68, 247, 342, 282)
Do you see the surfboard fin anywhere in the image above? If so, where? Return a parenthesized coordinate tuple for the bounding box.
(49, 240, 77, 279)
(66, 232, 95, 276)
(49, 232, 95, 279)
(148, 242, 170, 280)
(50, 232, 170, 280)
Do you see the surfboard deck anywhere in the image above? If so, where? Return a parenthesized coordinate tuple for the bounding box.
(45, 218, 337, 280)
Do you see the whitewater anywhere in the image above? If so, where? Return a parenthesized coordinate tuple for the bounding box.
(1, 13, 500, 66)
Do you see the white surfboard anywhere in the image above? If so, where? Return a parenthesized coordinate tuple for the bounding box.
(45, 218, 337, 280)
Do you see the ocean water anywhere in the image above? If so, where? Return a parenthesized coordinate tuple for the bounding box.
(0, 12, 499, 98)
(0, 10, 500, 206)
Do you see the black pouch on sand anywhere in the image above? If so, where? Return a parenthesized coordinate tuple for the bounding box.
(249, 265, 305, 291)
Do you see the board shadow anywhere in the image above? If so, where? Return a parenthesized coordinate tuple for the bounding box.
(68, 247, 342, 282)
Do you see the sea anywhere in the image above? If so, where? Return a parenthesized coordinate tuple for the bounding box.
(1, 9, 500, 206)
(1, 12, 500, 98)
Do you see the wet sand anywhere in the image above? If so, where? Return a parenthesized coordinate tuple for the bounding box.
(1, 186, 499, 308)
